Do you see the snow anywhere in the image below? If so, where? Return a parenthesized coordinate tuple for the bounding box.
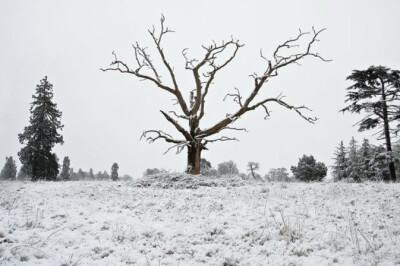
(0, 177, 399, 265)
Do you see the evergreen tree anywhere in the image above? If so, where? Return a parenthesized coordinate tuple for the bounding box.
(89, 168, 95, 180)
(200, 158, 217, 176)
(96, 171, 103, 180)
(60, 156, 71, 181)
(291, 155, 327, 182)
(77, 168, 85, 180)
(341, 66, 400, 181)
(347, 137, 361, 182)
(111, 163, 119, 181)
(18, 77, 63, 181)
(69, 168, 78, 181)
(332, 141, 348, 181)
(0, 157, 17, 180)
(370, 145, 390, 180)
(359, 139, 374, 180)
(103, 171, 110, 180)
(393, 139, 400, 175)
(17, 165, 30, 180)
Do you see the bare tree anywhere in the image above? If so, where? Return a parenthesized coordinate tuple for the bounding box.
(102, 16, 329, 175)
(247, 162, 260, 179)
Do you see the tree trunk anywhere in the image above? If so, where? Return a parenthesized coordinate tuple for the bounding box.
(381, 83, 397, 182)
(187, 141, 202, 175)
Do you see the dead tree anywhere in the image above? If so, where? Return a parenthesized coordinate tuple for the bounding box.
(102, 16, 330, 175)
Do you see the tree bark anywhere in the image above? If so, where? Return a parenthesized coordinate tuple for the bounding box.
(187, 141, 202, 174)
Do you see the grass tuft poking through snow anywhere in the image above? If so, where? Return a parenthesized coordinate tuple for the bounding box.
(0, 177, 399, 265)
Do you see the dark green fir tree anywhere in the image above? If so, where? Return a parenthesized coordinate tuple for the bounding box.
(111, 163, 119, 181)
(60, 156, 71, 181)
(18, 77, 64, 181)
(0, 156, 17, 180)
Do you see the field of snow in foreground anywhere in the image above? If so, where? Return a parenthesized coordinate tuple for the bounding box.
(0, 179, 399, 265)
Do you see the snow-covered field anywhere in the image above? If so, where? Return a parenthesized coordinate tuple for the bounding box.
(0, 177, 399, 265)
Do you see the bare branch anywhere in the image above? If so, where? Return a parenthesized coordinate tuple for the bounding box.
(140, 130, 182, 144)
(140, 130, 189, 154)
(101, 51, 175, 94)
(248, 96, 317, 123)
(160, 110, 192, 140)
(222, 126, 248, 132)
(169, 110, 189, 120)
(147, 16, 189, 115)
(203, 136, 239, 146)
(191, 39, 244, 117)
(163, 141, 190, 155)
(223, 87, 243, 107)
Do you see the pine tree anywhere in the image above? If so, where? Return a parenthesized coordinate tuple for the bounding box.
(370, 145, 390, 180)
(359, 139, 374, 180)
(103, 171, 110, 180)
(60, 156, 71, 181)
(341, 66, 400, 181)
(111, 163, 119, 181)
(0, 157, 17, 180)
(18, 77, 63, 181)
(77, 168, 85, 180)
(332, 141, 348, 181)
(96, 171, 103, 180)
(69, 168, 78, 181)
(89, 168, 95, 180)
(347, 137, 361, 182)
(393, 139, 400, 175)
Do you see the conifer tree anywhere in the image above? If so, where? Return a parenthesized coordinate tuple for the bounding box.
(103, 171, 110, 180)
(393, 139, 400, 175)
(60, 156, 71, 181)
(291, 155, 327, 182)
(332, 141, 348, 181)
(341, 66, 400, 181)
(77, 168, 85, 180)
(18, 77, 63, 181)
(89, 168, 95, 180)
(0, 157, 17, 180)
(111, 163, 119, 181)
(370, 145, 390, 180)
(347, 137, 361, 182)
(359, 139, 374, 180)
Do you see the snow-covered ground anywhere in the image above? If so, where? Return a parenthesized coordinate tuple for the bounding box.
(0, 177, 399, 265)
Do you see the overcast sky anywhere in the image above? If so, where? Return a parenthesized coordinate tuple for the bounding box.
(1, 0, 400, 178)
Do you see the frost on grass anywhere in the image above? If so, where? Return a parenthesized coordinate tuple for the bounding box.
(132, 172, 249, 188)
(0, 180, 399, 265)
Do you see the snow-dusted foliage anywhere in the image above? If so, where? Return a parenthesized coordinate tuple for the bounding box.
(332, 141, 348, 181)
(0, 181, 399, 265)
(111, 163, 119, 181)
(18, 77, 63, 181)
(59, 156, 71, 181)
(0, 157, 17, 180)
(332, 137, 400, 182)
(341, 66, 400, 181)
(217, 161, 239, 176)
(265, 168, 290, 182)
(291, 155, 327, 182)
(347, 137, 361, 182)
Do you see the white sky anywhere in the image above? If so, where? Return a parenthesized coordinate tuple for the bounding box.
(1, 0, 400, 178)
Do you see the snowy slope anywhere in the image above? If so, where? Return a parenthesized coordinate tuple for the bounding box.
(0, 178, 399, 265)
